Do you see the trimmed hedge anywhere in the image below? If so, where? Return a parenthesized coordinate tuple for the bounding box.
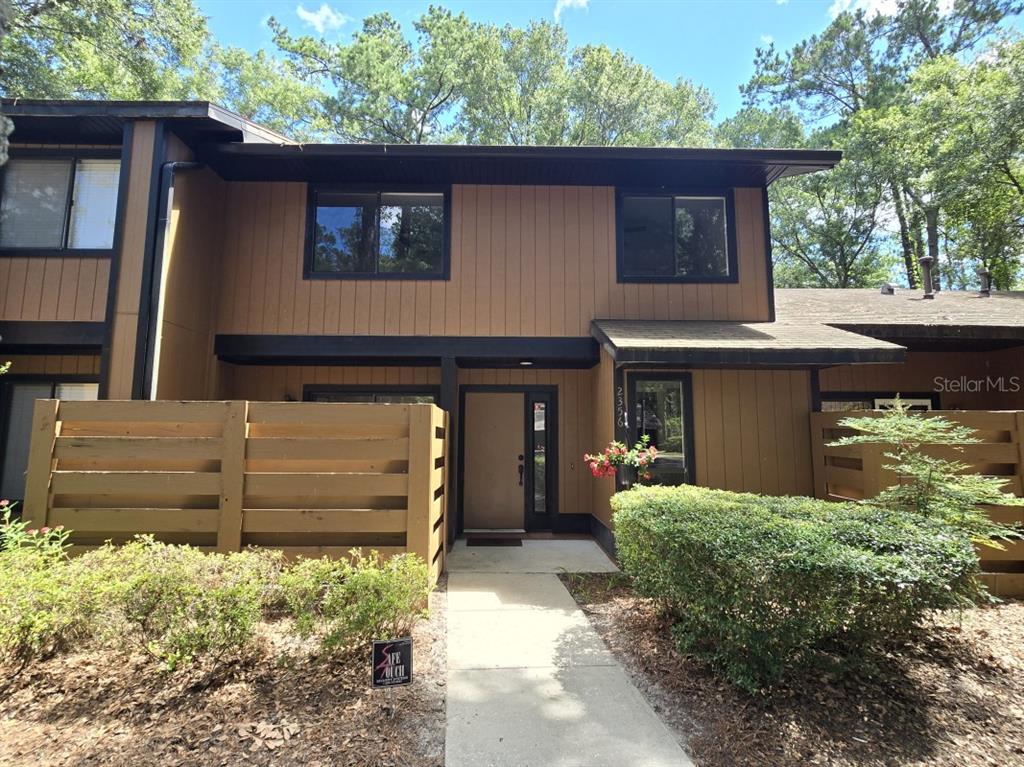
(613, 485, 982, 692)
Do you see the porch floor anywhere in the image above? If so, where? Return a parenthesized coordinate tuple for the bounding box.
(444, 539, 692, 767)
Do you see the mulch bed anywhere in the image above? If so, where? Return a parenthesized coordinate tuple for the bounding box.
(560, 573, 1024, 767)
(0, 578, 447, 767)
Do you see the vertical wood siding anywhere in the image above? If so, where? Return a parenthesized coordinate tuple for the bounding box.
(3, 354, 101, 375)
(0, 144, 119, 323)
(820, 350, 1024, 410)
(153, 168, 226, 400)
(215, 184, 772, 336)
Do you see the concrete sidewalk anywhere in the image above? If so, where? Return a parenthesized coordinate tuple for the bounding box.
(445, 540, 693, 767)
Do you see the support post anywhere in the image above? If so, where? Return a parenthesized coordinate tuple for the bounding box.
(22, 399, 60, 530)
(440, 356, 458, 546)
(216, 400, 248, 552)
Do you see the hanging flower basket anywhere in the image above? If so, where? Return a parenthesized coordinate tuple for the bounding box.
(584, 435, 658, 488)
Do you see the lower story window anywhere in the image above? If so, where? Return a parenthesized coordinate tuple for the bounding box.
(627, 373, 694, 485)
(0, 381, 98, 500)
(304, 386, 438, 405)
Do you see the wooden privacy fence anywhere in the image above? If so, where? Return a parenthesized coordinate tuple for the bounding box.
(22, 400, 448, 582)
(810, 409, 1024, 597)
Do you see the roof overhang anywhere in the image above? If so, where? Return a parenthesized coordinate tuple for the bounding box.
(197, 143, 842, 186)
(2, 99, 294, 145)
(830, 323, 1024, 352)
(591, 319, 906, 367)
(215, 334, 600, 368)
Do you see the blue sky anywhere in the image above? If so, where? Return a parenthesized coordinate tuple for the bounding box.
(194, 0, 1020, 121)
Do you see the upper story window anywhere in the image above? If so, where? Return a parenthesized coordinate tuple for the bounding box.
(0, 156, 121, 253)
(617, 191, 737, 283)
(306, 187, 449, 279)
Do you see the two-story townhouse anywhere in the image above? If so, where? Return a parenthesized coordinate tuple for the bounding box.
(2, 100, 1021, 559)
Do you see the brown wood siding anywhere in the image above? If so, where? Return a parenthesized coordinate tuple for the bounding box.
(591, 348, 616, 527)
(217, 364, 595, 518)
(3, 354, 101, 376)
(153, 167, 226, 400)
(215, 184, 771, 336)
(106, 121, 157, 398)
(593, 368, 815, 528)
(819, 350, 1024, 410)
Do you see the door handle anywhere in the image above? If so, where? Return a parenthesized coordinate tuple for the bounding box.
(517, 462, 524, 486)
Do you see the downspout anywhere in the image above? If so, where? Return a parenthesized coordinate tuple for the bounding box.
(138, 161, 205, 400)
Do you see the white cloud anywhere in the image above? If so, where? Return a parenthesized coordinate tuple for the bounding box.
(296, 3, 349, 34)
(760, 34, 775, 45)
(554, 0, 588, 23)
(776, 0, 789, 5)
(829, 0, 953, 18)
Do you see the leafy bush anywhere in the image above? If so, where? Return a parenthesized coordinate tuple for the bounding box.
(280, 550, 431, 653)
(613, 485, 981, 692)
(0, 503, 90, 680)
(84, 538, 283, 669)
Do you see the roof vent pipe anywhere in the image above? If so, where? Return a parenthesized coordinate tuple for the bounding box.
(919, 256, 935, 300)
(880, 283, 895, 295)
(976, 267, 991, 297)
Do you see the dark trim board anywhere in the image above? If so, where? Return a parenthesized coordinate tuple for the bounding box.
(456, 384, 559, 539)
(0, 321, 105, 351)
(215, 335, 600, 368)
(590, 515, 617, 559)
(762, 186, 776, 322)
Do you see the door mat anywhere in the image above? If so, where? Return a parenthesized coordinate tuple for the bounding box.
(466, 537, 523, 547)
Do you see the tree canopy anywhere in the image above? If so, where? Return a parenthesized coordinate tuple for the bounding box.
(0, 0, 1020, 288)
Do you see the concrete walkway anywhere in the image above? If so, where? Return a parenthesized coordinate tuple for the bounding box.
(445, 540, 693, 767)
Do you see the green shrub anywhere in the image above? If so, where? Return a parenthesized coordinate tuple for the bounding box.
(280, 550, 431, 653)
(613, 485, 981, 692)
(84, 538, 282, 669)
(0, 504, 91, 678)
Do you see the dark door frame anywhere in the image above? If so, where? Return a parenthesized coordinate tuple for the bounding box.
(456, 384, 559, 536)
(623, 370, 697, 486)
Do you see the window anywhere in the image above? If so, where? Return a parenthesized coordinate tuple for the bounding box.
(819, 392, 938, 412)
(618, 192, 736, 282)
(304, 386, 438, 405)
(307, 188, 448, 279)
(0, 157, 121, 252)
(627, 373, 695, 485)
(0, 381, 98, 500)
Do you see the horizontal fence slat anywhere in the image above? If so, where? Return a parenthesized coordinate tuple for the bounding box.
(242, 508, 407, 534)
(248, 402, 413, 426)
(824, 465, 865, 492)
(246, 437, 409, 461)
(48, 508, 219, 533)
(58, 400, 230, 423)
(51, 471, 221, 495)
(54, 436, 224, 461)
(244, 472, 409, 497)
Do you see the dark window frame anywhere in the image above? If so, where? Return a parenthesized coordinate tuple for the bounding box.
(303, 184, 452, 281)
(625, 370, 697, 485)
(615, 187, 739, 284)
(302, 384, 441, 403)
(0, 373, 100, 504)
(0, 147, 123, 258)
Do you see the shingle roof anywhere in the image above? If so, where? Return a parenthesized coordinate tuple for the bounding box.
(591, 319, 905, 366)
(774, 289, 1024, 340)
